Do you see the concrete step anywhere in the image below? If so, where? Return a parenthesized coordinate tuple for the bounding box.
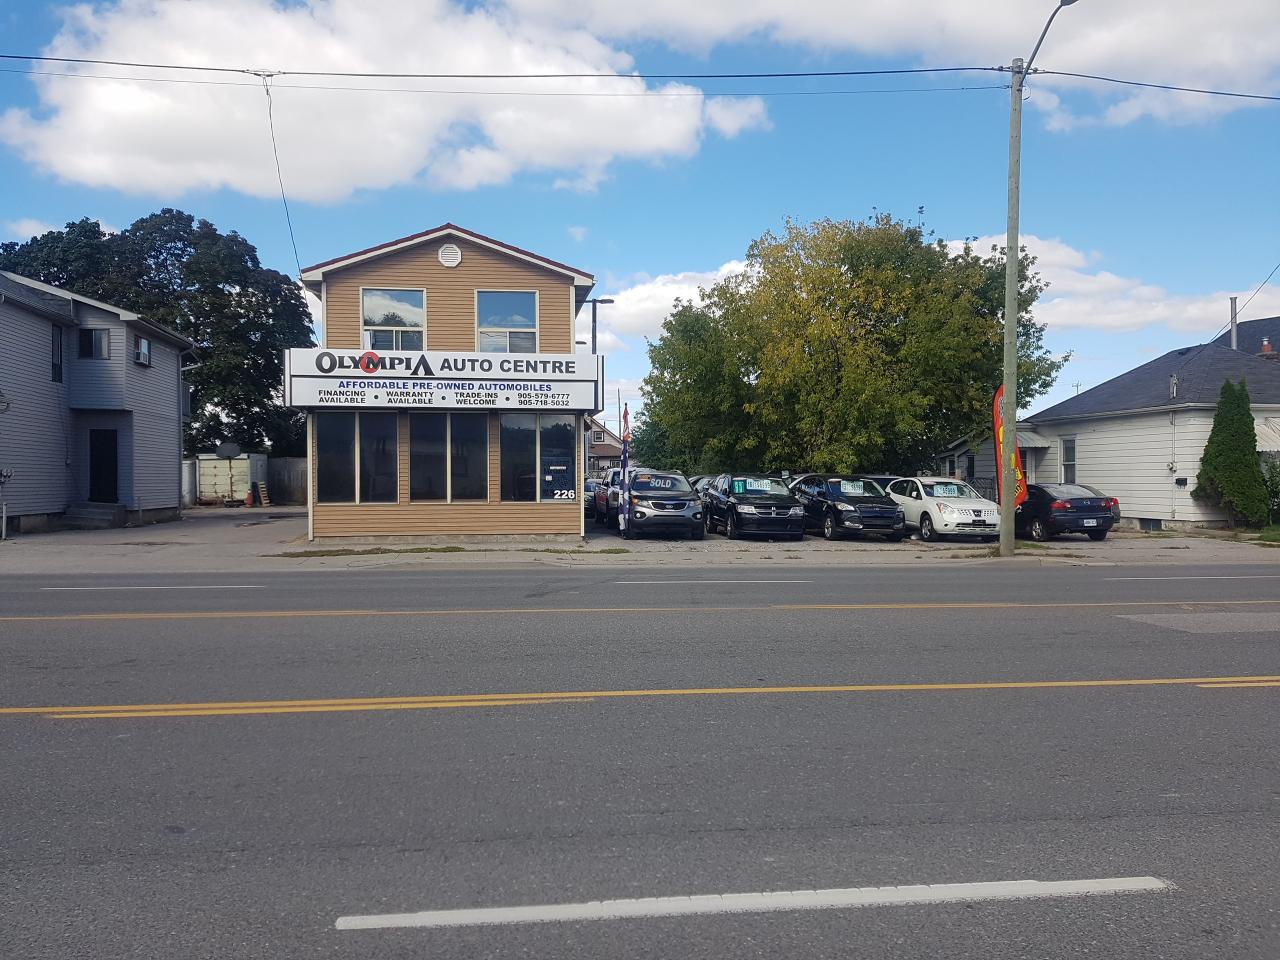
(62, 503, 127, 530)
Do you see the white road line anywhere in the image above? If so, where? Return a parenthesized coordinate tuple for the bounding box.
(613, 580, 813, 585)
(40, 585, 264, 591)
(1107, 575, 1280, 581)
(334, 876, 1174, 931)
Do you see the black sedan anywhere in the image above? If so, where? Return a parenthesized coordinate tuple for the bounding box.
(1016, 483, 1116, 541)
(790, 474, 906, 541)
(702, 473, 805, 540)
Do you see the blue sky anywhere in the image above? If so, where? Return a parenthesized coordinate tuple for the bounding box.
(3, 0, 1279, 431)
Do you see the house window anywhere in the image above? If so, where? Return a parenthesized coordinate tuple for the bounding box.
(965, 454, 976, 479)
(477, 290, 537, 353)
(78, 328, 110, 359)
(133, 335, 152, 366)
(362, 288, 424, 350)
(592, 430, 605, 444)
(315, 412, 398, 504)
(51, 325, 63, 383)
(1061, 437, 1077, 484)
(409, 412, 488, 501)
(499, 413, 577, 502)
(944, 456, 956, 476)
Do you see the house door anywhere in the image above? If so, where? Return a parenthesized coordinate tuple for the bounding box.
(88, 429, 119, 503)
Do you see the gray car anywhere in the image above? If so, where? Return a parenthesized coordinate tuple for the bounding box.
(620, 470, 705, 540)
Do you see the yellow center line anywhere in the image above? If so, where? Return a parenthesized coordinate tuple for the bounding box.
(4, 598, 1280, 624)
(1197, 681, 1280, 689)
(6, 674, 1280, 720)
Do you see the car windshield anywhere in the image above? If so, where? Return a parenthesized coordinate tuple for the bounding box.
(1042, 484, 1097, 499)
(731, 476, 791, 496)
(631, 474, 692, 493)
(829, 478, 884, 497)
(921, 480, 978, 498)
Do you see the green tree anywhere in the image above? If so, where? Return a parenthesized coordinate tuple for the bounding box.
(629, 418, 673, 469)
(639, 214, 1066, 475)
(1193, 379, 1268, 526)
(0, 210, 313, 454)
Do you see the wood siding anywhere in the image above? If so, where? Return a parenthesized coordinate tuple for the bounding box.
(66, 305, 126, 409)
(322, 236, 575, 353)
(310, 411, 583, 537)
(124, 331, 182, 509)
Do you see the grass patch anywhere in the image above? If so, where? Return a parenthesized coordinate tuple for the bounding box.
(1258, 525, 1280, 543)
(275, 544, 631, 559)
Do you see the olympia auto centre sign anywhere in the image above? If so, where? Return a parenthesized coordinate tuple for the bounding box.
(283, 348, 603, 411)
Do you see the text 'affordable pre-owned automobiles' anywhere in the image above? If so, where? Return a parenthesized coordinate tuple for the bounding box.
(789, 474, 906, 541)
(621, 471, 705, 540)
(701, 474, 806, 540)
(1016, 483, 1117, 541)
(887, 476, 1000, 542)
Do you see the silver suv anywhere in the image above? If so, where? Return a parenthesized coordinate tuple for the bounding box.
(619, 470, 704, 540)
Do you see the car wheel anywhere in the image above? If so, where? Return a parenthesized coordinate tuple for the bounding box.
(726, 511, 740, 540)
(692, 523, 705, 540)
(1029, 518, 1051, 542)
(1087, 530, 1108, 541)
(919, 513, 940, 542)
(823, 512, 841, 541)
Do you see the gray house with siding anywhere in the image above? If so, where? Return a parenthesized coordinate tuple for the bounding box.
(939, 324, 1280, 528)
(0, 272, 191, 533)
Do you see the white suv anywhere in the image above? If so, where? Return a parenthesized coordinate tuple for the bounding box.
(887, 476, 1000, 542)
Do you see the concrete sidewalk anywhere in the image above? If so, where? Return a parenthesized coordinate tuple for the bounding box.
(0, 505, 1277, 574)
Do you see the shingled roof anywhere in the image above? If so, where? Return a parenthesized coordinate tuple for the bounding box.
(1212, 315, 1280, 355)
(1028, 344, 1280, 422)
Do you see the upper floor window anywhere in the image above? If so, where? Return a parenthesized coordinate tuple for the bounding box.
(1061, 437, 1077, 484)
(78, 328, 110, 359)
(51, 325, 63, 383)
(133, 335, 152, 367)
(362, 288, 424, 351)
(477, 290, 536, 353)
(592, 430, 605, 443)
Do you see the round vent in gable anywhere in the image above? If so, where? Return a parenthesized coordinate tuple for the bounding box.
(438, 243, 462, 268)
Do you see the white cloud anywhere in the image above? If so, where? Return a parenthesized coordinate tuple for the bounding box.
(4, 218, 58, 239)
(954, 234, 1280, 336)
(581, 260, 747, 344)
(1, 0, 770, 202)
(506, 0, 1280, 127)
(567, 225, 588, 242)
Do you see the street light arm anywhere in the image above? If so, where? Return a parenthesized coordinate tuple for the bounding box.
(1024, 1, 1075, 79)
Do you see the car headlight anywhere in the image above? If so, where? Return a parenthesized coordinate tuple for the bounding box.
(937, 502, 958, 517)
(736, 504, 757, 514)
(789, 506, 804, 516)
(838, 502, 859, 512)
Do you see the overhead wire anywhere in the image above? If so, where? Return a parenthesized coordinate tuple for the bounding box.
(253, 72, 301, 277)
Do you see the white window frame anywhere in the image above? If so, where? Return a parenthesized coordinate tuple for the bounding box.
(408, 412, 490, 504)
(360, 286, 426, 351)
(592, 430, 605, 443)
(133, 335, 152, 366)
(476, 289, 539, 354)
(78, 328, 110, 359)
(1061, 436, 1077, 484)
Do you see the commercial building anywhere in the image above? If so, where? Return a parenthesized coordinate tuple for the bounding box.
(0, 271, 191, 533)
(285, 224, 603, 539)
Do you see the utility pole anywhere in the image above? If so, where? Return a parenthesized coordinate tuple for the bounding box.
(1230, 295, 1238, 350)
(998, 0, 1079, 558)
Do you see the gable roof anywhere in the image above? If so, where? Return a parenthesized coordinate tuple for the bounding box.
(0, 270, 191, 349)
(1028, 344, 1280, 423)
(1212, 315, 1280, 355)
(300, 223, 594, 288)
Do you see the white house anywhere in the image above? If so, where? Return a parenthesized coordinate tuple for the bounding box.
(939, 319, 1280, 529)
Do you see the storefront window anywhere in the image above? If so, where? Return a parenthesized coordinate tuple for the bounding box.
(450, 413, 488, 500)
(500, 413, 537, 501)
(316, 413, 356, 503)
(359, 413, 398, 503)
(409, 413, 447, 500)
(539, 415, 576, 501)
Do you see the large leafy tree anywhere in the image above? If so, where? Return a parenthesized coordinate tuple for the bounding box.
(0, 211, 313, 454)
(1193, 379, 1268, 526)
(640, 214, 1066, 475)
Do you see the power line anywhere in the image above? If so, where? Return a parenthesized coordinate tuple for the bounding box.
(1236, 257, 1280, 319)
(1034, 68, 1280, 104)
(254, 73, 301, 277)
(0, 66, 1006, 98)
(0, 52, 997, 80)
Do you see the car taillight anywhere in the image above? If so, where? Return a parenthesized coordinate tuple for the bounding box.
(1108, 497, 1120, 508)
(1050, 500, 1072, 510)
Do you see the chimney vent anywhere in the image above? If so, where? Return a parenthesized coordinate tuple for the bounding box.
(1262, 337, 1274, 358)
(1169, 374, 1178, 399)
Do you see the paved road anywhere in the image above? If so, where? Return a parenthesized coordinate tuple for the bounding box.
(3, 563, 1279, 958)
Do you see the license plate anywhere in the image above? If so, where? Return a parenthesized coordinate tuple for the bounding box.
(1083, 519, 1097, 527)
